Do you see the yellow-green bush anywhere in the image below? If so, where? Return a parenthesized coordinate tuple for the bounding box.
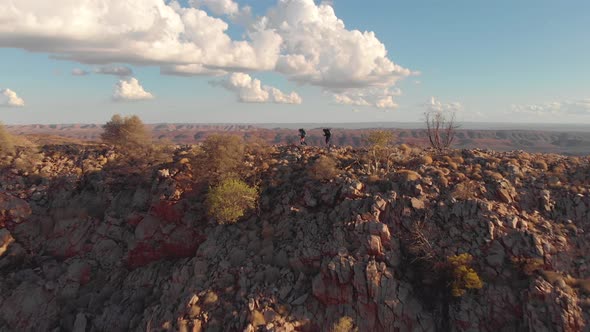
(448, 253, 483, 297)
(207, 178, 258, 224)
(332, 316, 358, 332)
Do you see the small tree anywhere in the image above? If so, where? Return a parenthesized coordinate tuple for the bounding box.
(0, 122, 15, 156)
(101, 114, 149, 147)
(425, 111, 459, 152)
(194, 134, 245, 184)
(207, 178, 258, 224)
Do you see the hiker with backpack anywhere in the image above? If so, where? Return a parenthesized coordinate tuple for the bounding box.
(299, 128, 308, 146)
(323, 128, 332, 146)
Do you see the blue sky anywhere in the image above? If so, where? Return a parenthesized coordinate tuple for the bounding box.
(0, 0, 588, 124)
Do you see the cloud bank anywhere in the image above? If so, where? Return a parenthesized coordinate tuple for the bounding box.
(425, 97, 463, 113)
(0, 0, 412, 107)
(512, 99, 590, 116)
(112, 78, 154, 102)
(96, 66, 133, 77)
(0, 88, 25, 107)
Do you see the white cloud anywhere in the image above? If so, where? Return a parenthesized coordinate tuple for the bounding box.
(333, 88, 401, 109)
(219, 72, 302, 104)
(71, 68, 90, 76)
(0, 88, 25, 107)
(96, 66, 133, 76)
(112, 78, 154, 102)
(257, 0, 413, 90)
(512, 99, 590, 115)
(190, 0, 239, 16)
(0, 0, 280, 71)
(0, 0, 412, 108)
(425, 97, 463, 113)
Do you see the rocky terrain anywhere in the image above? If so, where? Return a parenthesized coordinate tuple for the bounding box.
(1, 142, 590, 331)
(6, 123, 590, 155)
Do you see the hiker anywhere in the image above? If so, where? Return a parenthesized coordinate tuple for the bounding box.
(323, 128, 332, 146)
(299, 128, 308, 145)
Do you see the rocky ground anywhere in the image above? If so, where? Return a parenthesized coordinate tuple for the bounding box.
(0, 143, 589, 331)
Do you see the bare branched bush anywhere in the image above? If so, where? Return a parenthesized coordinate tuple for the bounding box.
(407, 220, 436, 263)
(425, 111, 459, 152)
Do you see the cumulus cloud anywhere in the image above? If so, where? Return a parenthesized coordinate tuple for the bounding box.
(190, 0, 239, 16)
(0, 88, 25, 107)
(71, 68, 90, 76)
(259, 0, 413, 90)
(512, 99, 590, 115)
(425, 97, 463, 113)
(0, 0, 412, 108)
(96, 66, 133, 77)
(333, 88, 401, 109)
(219, 72, 302, 104)
(112, 78, 154, 102)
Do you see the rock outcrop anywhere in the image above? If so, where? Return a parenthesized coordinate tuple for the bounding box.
(0, 144, 589, 331)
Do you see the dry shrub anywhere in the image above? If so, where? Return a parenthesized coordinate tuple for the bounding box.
(420, 155, 433, 165)
(396, 169, 421, 182)
(432, 169, 449, 187)
(567, 278, 590, 295)
(484, 170, 504, 180)
(533, 160, 548, 171)
(452, 156, 464, 164)
(0, 122, 15, 156)
(451, 180, 480, 200)
(398, 143, 412, 155)
(310, 155, 341, 181)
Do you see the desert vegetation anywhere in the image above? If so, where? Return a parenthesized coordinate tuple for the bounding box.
(425, 110, 459, 152)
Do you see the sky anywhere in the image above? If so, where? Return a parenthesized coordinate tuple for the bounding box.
(0, 0, 589, 124)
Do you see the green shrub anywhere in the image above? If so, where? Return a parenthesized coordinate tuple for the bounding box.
(207, 178, 258, 224)
(448, 253, 483, 297)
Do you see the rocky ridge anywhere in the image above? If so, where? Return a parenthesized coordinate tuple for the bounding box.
(0, 143, 589, 331)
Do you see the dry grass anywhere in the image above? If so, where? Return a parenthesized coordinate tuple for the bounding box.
(396, 169, 421, 181)
(310, 155, 341, 181)
(451, 180, 481, 200)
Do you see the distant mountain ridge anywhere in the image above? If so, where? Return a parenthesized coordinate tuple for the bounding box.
(6, 123, 590, 155)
